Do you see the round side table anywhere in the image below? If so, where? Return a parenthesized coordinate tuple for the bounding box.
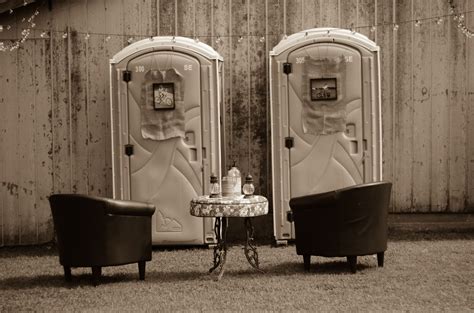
(190, 195, 268, 281)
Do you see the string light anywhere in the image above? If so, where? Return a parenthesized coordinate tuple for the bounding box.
(448, 0, 473, 38)
(0, 0, 473, 53)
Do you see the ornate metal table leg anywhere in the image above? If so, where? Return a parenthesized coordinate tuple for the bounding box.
(244, 217, 264, 272)
(209, 217, 228, 280)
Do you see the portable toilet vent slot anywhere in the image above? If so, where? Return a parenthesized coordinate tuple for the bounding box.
(110, 36, 224, 245)
(269, 28, 382, 244)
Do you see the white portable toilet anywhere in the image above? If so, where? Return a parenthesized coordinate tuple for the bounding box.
(270, 28, 382, 244)
(110, 36, 224, 245)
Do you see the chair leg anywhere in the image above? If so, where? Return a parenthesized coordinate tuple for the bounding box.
(347, 256, 357, 273)
(303, 255, 311, 272)
(63, 266, 72, 282)
(92, 266, 101, 286)
(138, 261, 146, 280)
(377, 252, 384, 267)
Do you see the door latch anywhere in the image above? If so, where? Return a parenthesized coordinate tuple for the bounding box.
(123, 70, 131, 82)
(125, 144, 134, 156)
(285, 137, 294, 149)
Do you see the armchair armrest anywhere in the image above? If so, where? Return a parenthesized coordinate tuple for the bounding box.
(104, 198, 155, 216)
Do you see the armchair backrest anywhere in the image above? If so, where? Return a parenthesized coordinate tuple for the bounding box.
(49, 194, 110, 264)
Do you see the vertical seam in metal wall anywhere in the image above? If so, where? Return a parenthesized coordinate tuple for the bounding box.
(247, 0, 251, 171)
(338, 0, 341, 27)
(67, 22, 73, 193)
(465, 0, 470, 208)
(320, 0, 323, 26)
(211, 0, 214, 40)
(391, 0, 396, 211)
(301, 0, 304, 30)
(33, 22, 38, 242)
(374, 0, 378, 40)
(357, 0, 359, 28)
(463, 0, 468, 211)
(447, 0, 452, 211)
(175, 0, 178, 36)
(193, 0, 196, 38)
(229, 0, 233, 163)
(410, 0, 415, 210)
(48, 21, 54, 241)
(86, 0, 91, 195)
(429, 0, 433, 209)
(265, 0, 270, 196)
(157, 0, 160, 36)
(16, 18, 21, 243)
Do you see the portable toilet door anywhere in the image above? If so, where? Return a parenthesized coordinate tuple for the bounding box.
(110, 36, 224, 245)
(270, 28, 382, 244)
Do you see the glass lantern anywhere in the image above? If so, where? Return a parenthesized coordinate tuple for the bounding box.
(209, 174, 221, 198)
(242, 174, 255, 198)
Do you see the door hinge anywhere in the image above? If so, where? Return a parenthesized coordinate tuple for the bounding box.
(283, 62, 292, 74)
(125, 144, 134, 156)
(285, 136, 294, 149)
(123, 70, 131, 82)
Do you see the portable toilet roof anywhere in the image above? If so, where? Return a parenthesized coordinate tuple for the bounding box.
(110, 36, 224, 65)
(270, 27, 379, 57)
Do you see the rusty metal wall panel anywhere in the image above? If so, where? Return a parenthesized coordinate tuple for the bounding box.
(1, 0, 473, 246)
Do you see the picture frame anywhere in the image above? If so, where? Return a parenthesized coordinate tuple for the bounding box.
(310, 78, 337, 101)
(153, 83, 175, 110)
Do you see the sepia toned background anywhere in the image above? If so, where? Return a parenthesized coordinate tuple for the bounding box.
(0, 0, 473, 246)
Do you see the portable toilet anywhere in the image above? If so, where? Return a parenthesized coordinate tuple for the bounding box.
(269, 28, 382, 244)
(110, 36, 224, 245)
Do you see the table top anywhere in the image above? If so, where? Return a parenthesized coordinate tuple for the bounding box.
(190, 195, 268, 217)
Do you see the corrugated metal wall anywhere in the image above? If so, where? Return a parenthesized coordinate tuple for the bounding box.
(0, 0, 473, 246)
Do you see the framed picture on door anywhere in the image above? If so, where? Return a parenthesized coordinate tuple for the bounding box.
(153, 83, 175, 110)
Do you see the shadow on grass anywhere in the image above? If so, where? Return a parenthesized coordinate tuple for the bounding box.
(0, 244, 57, 258)
(388, 229, 474, 241)
(0, 272, 147, 290)
(262, 259, 372, 275)
(0, 269, 213, 290)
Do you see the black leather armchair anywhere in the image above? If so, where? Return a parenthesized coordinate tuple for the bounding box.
(49, 194, 156, 285)
(289, 182, 392, 273)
